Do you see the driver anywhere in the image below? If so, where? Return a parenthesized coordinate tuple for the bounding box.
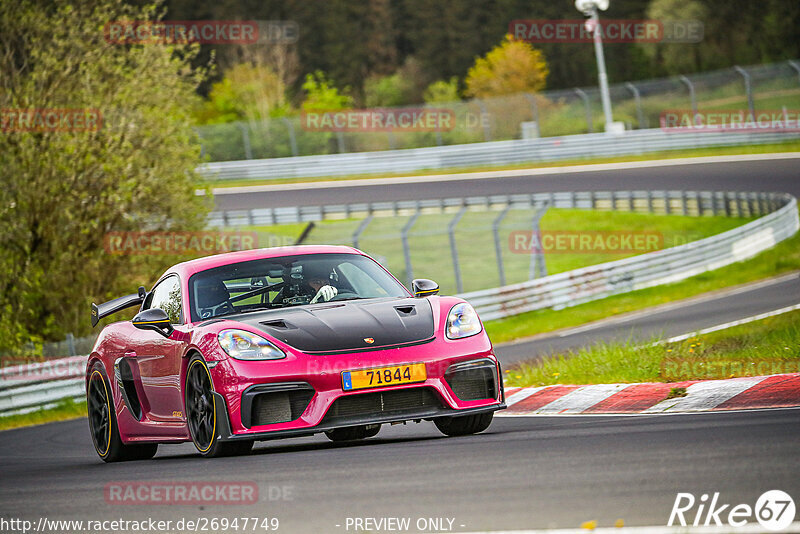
(303, 263, 338, 303)
(196, 279, 232, 318)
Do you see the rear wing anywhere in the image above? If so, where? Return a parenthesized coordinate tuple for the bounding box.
(91, 286, 147, 327)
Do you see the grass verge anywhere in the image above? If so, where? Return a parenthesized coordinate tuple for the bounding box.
(504, 309, 800, 387)
(484, 214, 800, 344)
(207, 141, 800, 188)
(0, 398, 86, 432)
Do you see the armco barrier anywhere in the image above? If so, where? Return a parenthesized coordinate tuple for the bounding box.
(208, 190, 785, 228)
(0, 356, 86, 416)
(462, 192, 798, 321)
(197, 128, 800, 181)
(2, 191, 796, 416)
(210, 190, 797, 320)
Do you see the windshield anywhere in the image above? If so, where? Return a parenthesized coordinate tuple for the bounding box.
(188, 253, 409, 322)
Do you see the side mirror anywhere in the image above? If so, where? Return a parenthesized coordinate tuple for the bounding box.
(412, 279, 439, 298)
(132, 308, 174, 337)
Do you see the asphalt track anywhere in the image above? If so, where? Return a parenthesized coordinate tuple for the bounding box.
(2, 156, 799, 532)
(1, 409, 799, 532)
(212, 157, 800, 210)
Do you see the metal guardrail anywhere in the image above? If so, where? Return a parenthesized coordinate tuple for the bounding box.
(210, 191, 550, 227)
(209, 189, 786, 227)
(463, 191, 798, 321)
(195, 60, 800, 162)
(3, 190, 797, 416)
(211, 189, 797, 311)
(198, 128, 800, 181)
(0, 356, 85, 416)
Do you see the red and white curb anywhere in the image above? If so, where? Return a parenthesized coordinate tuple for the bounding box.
(500, 373, 800, 415)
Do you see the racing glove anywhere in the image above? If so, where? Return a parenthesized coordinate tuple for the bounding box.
(310, 285, 338, 303)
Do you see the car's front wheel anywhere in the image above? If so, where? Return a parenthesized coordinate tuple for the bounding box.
(87, 363, 158, 462)
(434, 412, 493, 437)
(185, 356, 253, 458)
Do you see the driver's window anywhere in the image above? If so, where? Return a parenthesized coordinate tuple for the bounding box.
(146, 276, 182, 324)
(338, 262, 389, 296)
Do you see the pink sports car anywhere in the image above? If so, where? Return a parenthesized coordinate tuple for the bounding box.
(86, 246, 506, 461)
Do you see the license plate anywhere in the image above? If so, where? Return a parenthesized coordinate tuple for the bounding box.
(342, 363, 427, 391)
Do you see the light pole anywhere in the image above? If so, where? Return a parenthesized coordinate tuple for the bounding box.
(575, 0, 616, 132)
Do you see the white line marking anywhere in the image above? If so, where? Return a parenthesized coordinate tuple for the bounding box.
(660, 303, 800, 344)
(495, 406, 800, 417)
(208, 152, 800, 194)
(454, 521, 800, 533)
(505, 387, 548, 407)
(533, 383, 632, 414)
(555, 272, 800, 338)
(644, 377, 768, 413)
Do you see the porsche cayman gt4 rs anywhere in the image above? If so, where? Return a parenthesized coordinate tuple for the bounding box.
(86, 245, 506, 461)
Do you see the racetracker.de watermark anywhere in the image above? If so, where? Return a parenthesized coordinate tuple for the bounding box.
(509, 230, 663, 254)
(301, 109, 455, 132)
(104, 482, 271, 505)
(303, 359, 458, 378)
(103, 20, 298, 45)
(660, 109, 800, 133)
(104, 231, 259, 256)
(662, 358, 800, 381)
(0, 356, 85, 381)
(509, 19, 703, 43)
(1, 108, 102, 133)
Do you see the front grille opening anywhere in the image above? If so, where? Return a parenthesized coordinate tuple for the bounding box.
(251, 390, 314, 426)
(322, 387, 442, 423)
(446, 366, 497, 401)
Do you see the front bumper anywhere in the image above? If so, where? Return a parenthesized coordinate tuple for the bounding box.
(207, 340, 505, 441)
(212, 390, 505, 442)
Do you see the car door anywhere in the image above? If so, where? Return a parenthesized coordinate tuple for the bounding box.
(133, 275, 187, 422)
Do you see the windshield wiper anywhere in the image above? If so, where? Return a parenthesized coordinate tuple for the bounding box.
(206, 303, 277, 319)
(235, 305, 279, 314)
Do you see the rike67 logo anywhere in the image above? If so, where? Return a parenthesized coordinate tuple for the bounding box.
(669, 490, 796, 531)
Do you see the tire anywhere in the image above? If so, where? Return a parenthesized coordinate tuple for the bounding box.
(87, 363, 158, 462)
(185, 356, 253, 458)
(325, 424, 381, 442)
(434, 412, 493, 437)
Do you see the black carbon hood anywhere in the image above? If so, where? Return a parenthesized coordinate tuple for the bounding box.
(235, 297, 435, 354)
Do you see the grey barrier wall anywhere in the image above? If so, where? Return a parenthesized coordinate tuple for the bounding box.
(197, 128, 800, 181)
(3, 190, 797, 415)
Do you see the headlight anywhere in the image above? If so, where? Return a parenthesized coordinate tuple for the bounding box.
(446, 303, 482, 339)
(217, 329, 286, 360)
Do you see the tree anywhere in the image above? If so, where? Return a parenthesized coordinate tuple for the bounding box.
(290, 0, 397, 102)
(301, 72, 353, 111)
(364, 73, 412, 108)
(641, 0, 709, 74)
(756, 0, 800, 62)
(196, 63, 290, 124)
(398, 0, 492, 91)
(465, 34, 549, 99)
(0, 0, 210, 352)
(423, 78, 461, 104)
